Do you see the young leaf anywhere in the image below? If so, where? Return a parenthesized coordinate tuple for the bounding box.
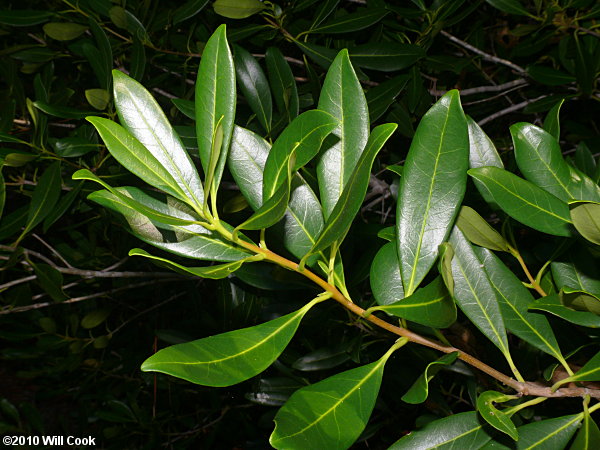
(367, 276, 456, 329)
(397, 90, 469, 296)
(234, 45, 272, 133)
(511, 123, 600, 202)
(270, 340, 404, 450)
(456, 206, 509, 252)
(401, 352, 459, 404)
(438, 242, 455, 295)
(266, 47, 299, 123)
(449, 227, 511, 358)
(476, 391, 519, 441)
(263, 110, 337, 200)
(543, 99, 564, 140)
(529, 293, 600, 328)
(141, 297, 322, 386)
(370, 241, 404, 306)
(475, 247, 565, 362)
(468, 166, 572, 237)
(317, 49, 369, 219)
(389, 411, 494, 449)
(112, 69, 204, 209)
(570, 202, 600, 245)
(196, 24, 235, 194)
(309, 123, 397, 255)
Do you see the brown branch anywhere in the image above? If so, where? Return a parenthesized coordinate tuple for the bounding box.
(478, 95, 547, 126)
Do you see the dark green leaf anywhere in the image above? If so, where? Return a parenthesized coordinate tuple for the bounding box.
(33, 101, 99, 119)
(81, 309, 111, 329)
(50, 137, 99, 158)
(468, 166, 572, 236)
(0, 149, 36, 167)
(266, 47, 299, 124)
(527, 65, 576, 86)
(43, 182, 83, 232)
(485, 0, 531, 15)
(476, 391, 518, 440)
(505, 414, 582, 449)
(0, 10, 53, 26)
(130, 37, 146, 81)
(570, 408, 600, 450)
(292, 347, 350, 371)
(551, 250, 600, 297)
(0, 171, 4, 220)
(397, 90, 469, 296)
(575, 143, 597, 179)
(213, 0, 266, 18)
(542, 99, 564, 140)
(570, 202, 600, 245)
(349, 43, 425, 72)
(370, 241, 404, 306)
(43, 22, 87, 41)
(317, 49, 369, 218)
(310, 0, 340, 29)
(172, 0, 209, 24)
(141, 299, 321, 386)
(456, 206, 509, 252)
(438, 242, 455, 295)
(85, 88, 110, 110)
(171, 98, 195, 120)
(32, 262, 67, 302)
(88, 18, 113, 90)
(401, 352, 459, 404)
(529, 293, 600, 328)
(366, 75, 408, 123)
(305, 8, 389, 35)
(558, 350, 600, 385)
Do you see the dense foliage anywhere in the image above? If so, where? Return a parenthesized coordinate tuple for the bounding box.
(1, 0, 599, 448)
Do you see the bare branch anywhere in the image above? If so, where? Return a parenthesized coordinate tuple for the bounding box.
(478, 95, 547, 126)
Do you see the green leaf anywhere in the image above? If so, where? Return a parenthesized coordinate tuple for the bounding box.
(85, 88, 110, 110)
(485, 0, 531, 16)
(317, 49, 369, 219)
(112, 70, 204, 209)
(0, 171, 4, 220)
(397, 90, 469, 296)
(500, 414, 582, 449)
(543, 99, 564, 140)
(477, 391, 518, 441)
(81, 309, 111, 329)
(234, 45, 272, 133)
(213, 0, 266, 18)
(263, 110, 337, 200)
(512, 123, 600, 202)
(270, 341, 403, 450)
(570, 202, 600, 245)
(86, 117, 189, 204)
(389, 411, 494, 449)
(172, 0, 209, 24)
(171, 98, 195, 120)
(310, 123, 397, 255)
(33, 101, 99, 119)
(456, 206, 509, 252)
(16, 162, 61, 243)
(292, 347, 350, 372)
(367, 276, 456, 329)
(529, 293, 600, 328)
(0, 10, 53, 26)
(109, 6, 150, 44)
(43, 182, 83, 232)
(43, 22, 87, 41)
(196, 24, 235, 194)
(141, 298, 322, 386)
(305, 8, 389, 35)
(551, 250, 600, 297)
(475, 247, 565, 361)
(266, 47, 299, 124)
(449, 227, 511, 356)
(527, 65, 576, 86)
(50, 137, 99, 158)
(370, 241, 404, 306)
(467, 116, 503, 169)
(570, 408, 600, 450)
(575, 143, 597, 180)
(309, 0, 340, 29)
(349, 43, 425, 72)
(366, 75, 408, 123)
(130, 37, 146, 81)
(88, 18, 113, 90)
(468, 166, 572, 236)
(31, 262, 67, 302)
(88, 187, 249, 261)
(129, 248, 256, 279)
(401, 352, 459, 404)
(377, 226, 395, 242)
(559, 350, 600, 384)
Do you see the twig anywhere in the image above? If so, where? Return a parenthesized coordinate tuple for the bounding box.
(430, 78, 528, 97)
(0, 275, 37, 291)
(111, 292, 187, 335)
(440, 30, 526, 75)
(478, 95, 547, 126)
(32, 233, 73, 268)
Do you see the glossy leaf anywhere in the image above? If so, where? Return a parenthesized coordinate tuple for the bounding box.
(503, 414, 582, 449)
(450, 228, 510, 356)
(234, 46, 272, 133)
(511, 123, 600, 202)
(305, 8, 389, 35)
(570, 408, 600, 450)
(33, 101, 98, 119)
(570, 202, 600, 245)
(477, 391, 518, 440)
(310, 123, 397, 254)
(263, 110, 337, 200)
(349, 43, 425, 72)
(292, 347, 350, 372)
(390, 411, 494, 449)
(43, 22, 87, 41)
(129, 248, 254, 279)
(402, 352, 459, 404)
(172, 0, 209, 24)
(112, 70, 204, 208)
(456, 206, 509, 252)
(213, 0, 266, 18)
(475, 247, 565, 361)
(367, 276, 456, 329)
(543, 99, 564, 140)
(266, 47, 299, 123)
(397, 90, 469, 296)
(88, 187, 249, 261)
(171, 98, 195, 120)
(551, 251, 600, 297)
(270, 341, 401, 450)
(50, 137, 98, 158)
(467, 116, 503, 169)
(317, 49, 369, 218)
(468, 166, 572, 236)
(366, 75, 408, 123)
(196, 24, 235, 194)
(370, 241, 404, 306)
(141, 298, 321, 386)
(529, 293, 600, 328)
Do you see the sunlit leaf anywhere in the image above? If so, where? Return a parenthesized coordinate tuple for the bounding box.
(456, 206, 509, 252)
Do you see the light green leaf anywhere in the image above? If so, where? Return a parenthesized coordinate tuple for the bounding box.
(397, 90, 469, 296)
(370, 241, 404, 306)
(401, 352, 459, 404)
(266, 47, 299, 124)
(304, 8, 389, 35)
(310, 123, 397, 255)
(477, 391, 519, 441)
(112, 70, 204, 209)
(468, 166, 572, 236)
(85, 88, 110, 110)
(456, 206, 509, 252)
(213, 0, 266, 18)
(367, 276, 456, 329)
(389, 411, 494, 449)
(43, 22, 87, 41)
(263, 110, 337, 200)
(570, 202, 600, 245)
(543, 99, 564, 140)
(529, 293, 600, 328)
(317, 49, 369, 219)
(270, 341, 403, 450)
(196, 24, 235, 194)
(141, 298, 322, 386)
(234, 45, 272, 133)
